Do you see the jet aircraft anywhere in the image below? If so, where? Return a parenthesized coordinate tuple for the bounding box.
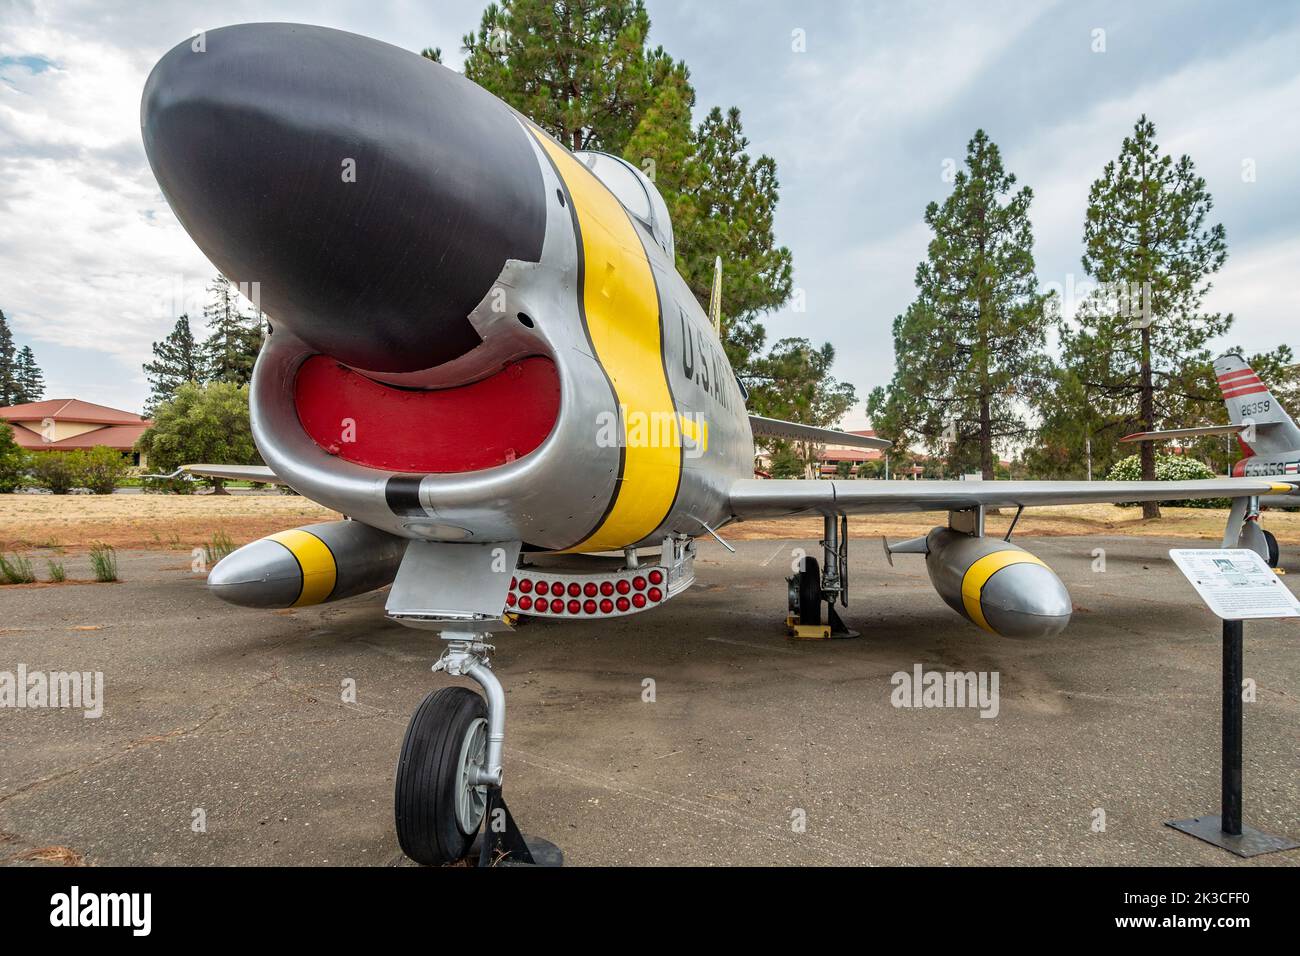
(140, 23, 1294, 865)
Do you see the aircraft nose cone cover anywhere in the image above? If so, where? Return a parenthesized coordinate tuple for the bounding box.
(141, 23, 545, 373)
(979, 563, 1072, 638)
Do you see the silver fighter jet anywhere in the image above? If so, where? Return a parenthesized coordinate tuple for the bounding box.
(140, 23, 1293, 865)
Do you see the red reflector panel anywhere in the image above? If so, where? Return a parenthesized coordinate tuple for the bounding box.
(294, 355, 560, 473)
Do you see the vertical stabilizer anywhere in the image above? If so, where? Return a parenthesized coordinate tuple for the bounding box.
(1214, 353, 1300, 454)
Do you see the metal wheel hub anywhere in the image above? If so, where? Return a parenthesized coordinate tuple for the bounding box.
(456, 716, 489, 833)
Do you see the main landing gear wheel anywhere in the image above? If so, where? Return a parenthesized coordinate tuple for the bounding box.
(791, 555, 821, 625)
(1263, 528, 1280, 568)
(395, 686, 488, 866)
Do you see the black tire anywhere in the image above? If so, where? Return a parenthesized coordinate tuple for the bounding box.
(798, 556, 821, 626)
(395, 686, 488, 865)
(1263, 528, 1280, 568)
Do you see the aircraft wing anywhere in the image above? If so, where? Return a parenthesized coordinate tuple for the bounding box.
(727, 477, 1292, 520)
(1120, 424, 1247, 442)
(748, 416, 891, 450)
(148, 464, 285, 485)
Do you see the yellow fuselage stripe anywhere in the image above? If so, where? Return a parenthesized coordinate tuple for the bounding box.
(530, 130, 681, 552)
(269, 529, 337, 607)
(960, 550, 1047, 633)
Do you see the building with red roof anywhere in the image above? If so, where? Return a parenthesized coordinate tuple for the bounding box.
(0, 398, 152, 466)
(818, 429, 889, 477)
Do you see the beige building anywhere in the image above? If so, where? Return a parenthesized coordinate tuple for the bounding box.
(0, 398, 153, 466)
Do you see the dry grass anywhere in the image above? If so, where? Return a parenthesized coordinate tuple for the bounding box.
(0, 493, 338, 553)
(1, 493, 1297, 554)
(5, 845, 86, 866)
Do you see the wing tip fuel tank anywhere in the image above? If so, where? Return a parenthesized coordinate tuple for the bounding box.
(207, 520, 408, 609)
(926, 528, 1072, 638)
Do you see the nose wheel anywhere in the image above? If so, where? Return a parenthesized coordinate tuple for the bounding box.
(394, 636, 561, 866)
(395, 687, 489, 865)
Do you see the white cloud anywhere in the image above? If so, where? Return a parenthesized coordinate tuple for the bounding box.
(0, 0, 1295, 419)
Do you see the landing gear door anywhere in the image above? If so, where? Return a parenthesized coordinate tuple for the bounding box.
(385, 540, 522, 629)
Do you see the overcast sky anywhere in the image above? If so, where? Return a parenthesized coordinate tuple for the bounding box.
(2, 0, 1297, 422)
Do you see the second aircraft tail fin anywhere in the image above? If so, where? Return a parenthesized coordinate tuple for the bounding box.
(1214, 352, 1300, 455)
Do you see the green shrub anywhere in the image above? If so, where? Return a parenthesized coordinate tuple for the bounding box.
(1106, 454, 1229, 509)
(0, 552, 36, 584)
(47, 559, 66, 582)
(77, 446, 130, 494)
(89, 543, 118, 582)
(136, 381, 260, 493)
(29, 451, 79, 494)
(141, 475, 197, 494)
(0, 423, 29, 493)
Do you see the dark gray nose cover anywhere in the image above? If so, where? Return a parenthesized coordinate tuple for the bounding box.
(141, 22, 546, 373)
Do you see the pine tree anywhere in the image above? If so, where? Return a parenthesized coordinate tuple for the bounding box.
(144, 314, 203, 415)
(12, 346, 44, 404)
(463, 0, 657, 153)
(868, 130, 1052, 479)
(201, 276, 262, 385)
(0, 309, 16, 406)
(678, 107, 793, 378)
(455, 1, 793, 381)
(1063, 115, 1229, 517)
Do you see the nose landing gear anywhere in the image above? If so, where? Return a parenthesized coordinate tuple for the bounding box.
(394, 635, 561, 866)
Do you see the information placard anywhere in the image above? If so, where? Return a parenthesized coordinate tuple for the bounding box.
(1168, 548, 1300, 620)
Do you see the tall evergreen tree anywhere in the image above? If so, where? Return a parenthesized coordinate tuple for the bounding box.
(1063, 115, 1229, 516)
(677, 107, 793, 377)
(455, 0, 793, 382)
(463, 0, 657, 153)
(0, 308, 16, 406)
(868, 130, 1052, 479)
(144, 314, 203, 416)
(13, 346, 44, 404)
(201, 276, 262, 385)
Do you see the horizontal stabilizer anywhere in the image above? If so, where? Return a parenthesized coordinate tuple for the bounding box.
(146, 464, 284, 485)
(749, 415, 891, 450)
(1120, 424, 1248, 442)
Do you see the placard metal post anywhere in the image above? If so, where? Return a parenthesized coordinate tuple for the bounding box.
(1165, 549, 1298, 857)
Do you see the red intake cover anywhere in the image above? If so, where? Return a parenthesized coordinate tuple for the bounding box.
(294, 354, 560, 473)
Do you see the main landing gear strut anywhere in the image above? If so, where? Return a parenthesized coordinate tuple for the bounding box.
(786, 513, 858, 639)
(394, 633, 561, 866)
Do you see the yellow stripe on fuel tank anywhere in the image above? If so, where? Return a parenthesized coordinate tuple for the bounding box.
(268, 529, 337, 607)
(529, 129, 681, 552)
(961, 550, 1048, 634)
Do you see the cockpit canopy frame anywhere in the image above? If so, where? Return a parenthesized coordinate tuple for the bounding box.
(573, 150, 674, 260)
